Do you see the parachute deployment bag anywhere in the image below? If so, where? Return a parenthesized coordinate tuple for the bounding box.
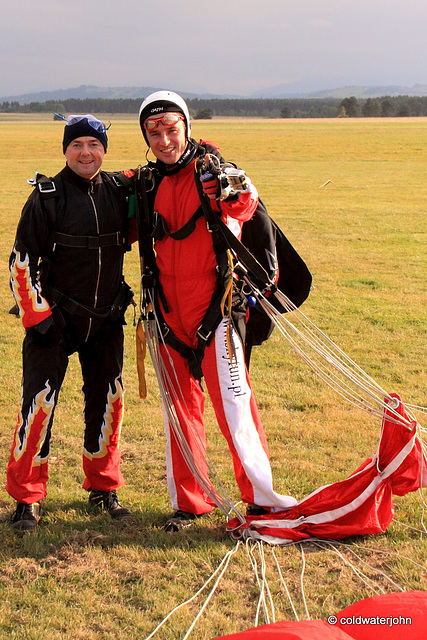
(240, 198, 312, 345)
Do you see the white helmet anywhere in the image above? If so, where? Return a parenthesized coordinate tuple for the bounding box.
(139, 90, 191, 143)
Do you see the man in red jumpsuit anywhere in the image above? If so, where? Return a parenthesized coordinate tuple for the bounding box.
(7, 115, 134, 531)
(138, 91, 297, 531)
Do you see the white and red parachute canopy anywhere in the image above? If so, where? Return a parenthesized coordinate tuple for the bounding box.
(227, 394, 427, 545)
(336, 590, 427, 640)
(212, 619, 354, 639)
(211, 590, 427, 639)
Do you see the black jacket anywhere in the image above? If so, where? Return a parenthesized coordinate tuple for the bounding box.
(10, 165, 129, 341)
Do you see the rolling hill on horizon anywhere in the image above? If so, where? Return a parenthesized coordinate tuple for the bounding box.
(3, 83, 427, 104)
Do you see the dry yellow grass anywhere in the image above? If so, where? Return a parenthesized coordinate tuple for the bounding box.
(0, 116, 425, 639)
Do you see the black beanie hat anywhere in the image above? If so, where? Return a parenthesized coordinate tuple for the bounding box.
(62, 116, 108, 153)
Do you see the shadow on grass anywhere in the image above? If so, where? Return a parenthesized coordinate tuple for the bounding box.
(0, 497, 233, 560)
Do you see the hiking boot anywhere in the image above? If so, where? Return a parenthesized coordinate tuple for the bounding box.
(88, 489, 131, 519)
(164, 510, 197, 532)
(246, 504, 270, 516)
(11, 502, 42, 532)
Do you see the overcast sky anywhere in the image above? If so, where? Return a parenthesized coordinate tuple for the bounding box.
(1, 0, 427, 98)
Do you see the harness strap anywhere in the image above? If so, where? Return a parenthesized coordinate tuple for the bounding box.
(54, 230, 123, 249)
(196, 286, 227, 347)
(193, 161, 234, 284)
(29, 174, 61, 239)
(134, 166, 158, 298)
(31, 174, 63, 291)
(160, 321, 204, 382)
(152, 206, 204, 241)
(48, 279, 132, 322)
(49, 287, 112, 319)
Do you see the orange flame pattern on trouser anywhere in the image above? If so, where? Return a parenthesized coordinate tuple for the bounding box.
(6, 321, 125, 503)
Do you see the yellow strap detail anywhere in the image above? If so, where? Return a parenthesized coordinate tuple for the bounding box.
(136, 319, 147, 399)
(220, 249, 236, 362)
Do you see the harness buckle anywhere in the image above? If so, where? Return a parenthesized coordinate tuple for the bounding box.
(37, 180, 57, 194)
(197, 325, 212, 343)
(161, 323, 170, 338)
(111, 175, 124, 188)
(152, 211, 167, 241)
(27, 172, 57, 194)
(86, 236, 99, 249)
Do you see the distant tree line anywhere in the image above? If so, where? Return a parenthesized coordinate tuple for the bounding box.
(2, 95, 427, 118)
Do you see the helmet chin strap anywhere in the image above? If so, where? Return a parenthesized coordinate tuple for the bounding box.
(156, 139, 198, 176)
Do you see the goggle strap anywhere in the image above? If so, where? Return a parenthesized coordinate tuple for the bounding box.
(53, 113, 110, 132)
(144, 114, 184, 131)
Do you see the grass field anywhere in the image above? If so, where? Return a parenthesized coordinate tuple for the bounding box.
(0, 115, 426, 639)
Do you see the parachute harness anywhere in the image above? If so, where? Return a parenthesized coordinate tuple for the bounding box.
(142, 287, 245, 524)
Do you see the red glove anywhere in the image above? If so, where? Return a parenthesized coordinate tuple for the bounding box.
(199, 154, 220, 199)
(200, 171, 219, 199)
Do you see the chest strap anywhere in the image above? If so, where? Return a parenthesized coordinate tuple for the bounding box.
(54, 231, 123, 249)
(152, 206, 204, 241)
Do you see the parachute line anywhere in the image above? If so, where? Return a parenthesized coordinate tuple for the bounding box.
(245, 281, 419, 430)
(143, 289, 245, 524)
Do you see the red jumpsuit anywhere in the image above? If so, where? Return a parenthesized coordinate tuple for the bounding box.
(153, 158, 297, 514)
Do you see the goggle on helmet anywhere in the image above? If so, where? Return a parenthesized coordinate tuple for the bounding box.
(138, 90, 191, 143)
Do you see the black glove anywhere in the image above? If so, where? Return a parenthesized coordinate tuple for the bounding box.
(29, 314, 74, 354)
(27, 316, 57, 347)
(33, 316, 54, 335)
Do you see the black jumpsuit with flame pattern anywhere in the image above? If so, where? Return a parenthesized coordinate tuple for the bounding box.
(6, 165, 131, 504)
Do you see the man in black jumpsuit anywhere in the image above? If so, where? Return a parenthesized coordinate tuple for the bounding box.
(7, 115, 134, 531)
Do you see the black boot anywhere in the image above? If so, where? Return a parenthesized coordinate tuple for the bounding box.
(246, 504, 270, 516)
(164, 510, 198, 532)
(11, 502, 42, 531)
(88, 490, 131, 519)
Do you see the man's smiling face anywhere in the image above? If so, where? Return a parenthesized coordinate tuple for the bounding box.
(64, 136, 105, 179)
(145, 113, 187, 165)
